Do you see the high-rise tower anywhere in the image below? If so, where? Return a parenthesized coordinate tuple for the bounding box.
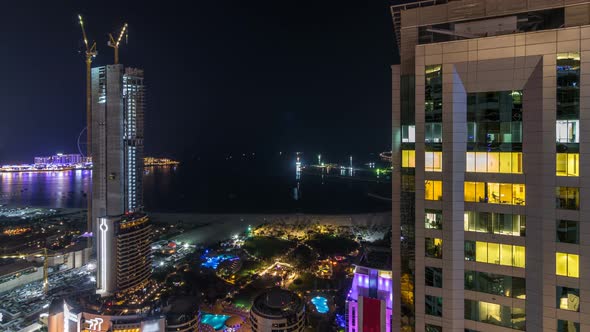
(390, 1, 590, 331)
(91, 64, 149, 296)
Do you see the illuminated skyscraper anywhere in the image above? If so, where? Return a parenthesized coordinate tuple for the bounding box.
(391, 1, 590, 331)
(91, 65, 148, 296)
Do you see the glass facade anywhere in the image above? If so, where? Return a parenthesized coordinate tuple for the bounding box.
(464, 182, 525, 205)
(425, 65, 442, 154)
(425, 267, 442, 288)
(467, 91, 523, 152)
(556, 220, 579, 244)
(425, 151, 442, 172)
(402, 150, 416, 168)
(557, 53, 580, 175)
(425, 324, 442, 332)
(425, 238, 443, 259)
(425, 295, 442, 317)
(556, 286, 580, 312)
(556, 187, 579, 210)
(425, 209, 442, 230)
(466, 152, 522, 173)
(556, 153, 579, 176)
(464, 241, 525, 268)
(402, 125, 416, 143)
(556, 252, 579, 278)
(417, 8, 564, 45)
(399, 74, 416, 332)
(425, 181, 442, 201)
(558, 320, 580, 332)
(465, 270, 526, 299)
(464, 211, 525, 236)
(464, 299, 526, 330)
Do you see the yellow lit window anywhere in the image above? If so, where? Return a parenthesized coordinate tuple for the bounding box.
(511, 152, 523, 173)
(513, 246, 526, 268)
(402, 150, 415, 168)
(465, 152, 522, 174)
(513, 184, 525, 205)
(487, 152, 500, 173)
(464, 182, 476, 202)
(500, 244, 513, 266)
(425, 180, 442, 201)
(556, 252, 579, 278)
(556, 153, 579, 176)
(425, 151, 442, 172)
(487, 243, 500, 265)
(499, 152, 512, 173)
(475, 241, 488, 263)
(475, 241, 525, 268)
(488, 183, 500, 203)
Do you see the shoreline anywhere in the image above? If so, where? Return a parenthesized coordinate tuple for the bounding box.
(0, 205, 391, 246)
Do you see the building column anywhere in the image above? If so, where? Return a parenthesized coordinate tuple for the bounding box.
(441, 65, 466, 332)
(391, 64, 402, 332)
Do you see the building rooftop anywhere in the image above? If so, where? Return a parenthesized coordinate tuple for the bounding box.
(251, 288, 304, 319)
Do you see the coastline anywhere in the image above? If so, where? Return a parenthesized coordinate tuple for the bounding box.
(0, 205, 391, 246)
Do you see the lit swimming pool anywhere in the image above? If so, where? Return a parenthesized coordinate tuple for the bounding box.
(201, 254, 236, 269)
(201, 313, 231, 330)
(311, 296, 329, 314)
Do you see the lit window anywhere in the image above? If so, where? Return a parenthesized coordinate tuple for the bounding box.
(425, 181, 442, 201)
(464, 182, 525, 205)
(425, 123, 442, 143)
(556, 153, 579, 176)
(425, 210, 442, 230)
(402, 150, 415, 168)
(557, 286, 580, 312)
(556, 120, 579, 143)
(557, 319, 580, 332)
(556, 187, 579, 210)
(425, 238, 442, 258)
(556, 252, 579, 278)
(402, 125, 416, 143)
(425, 151, 442, 172)
(471, 241, 525, 268)
(465, 152, 522, 174)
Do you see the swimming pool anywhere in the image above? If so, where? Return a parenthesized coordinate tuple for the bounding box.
(311, 296, 329, 314)
(200, 313, 231, 330)
(201, 254, 237, 269)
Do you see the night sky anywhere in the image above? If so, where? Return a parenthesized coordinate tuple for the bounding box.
(0, 1, 397, 164)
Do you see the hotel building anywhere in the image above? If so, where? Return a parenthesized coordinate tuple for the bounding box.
(346, 266, 393, 332)
(390, 1, 590, 331)
(91, 65, 148, 296)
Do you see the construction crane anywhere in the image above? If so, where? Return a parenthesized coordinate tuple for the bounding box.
(108, 23, 128, 64)
(78, 14, 96, 249)
(0, 248, 68, 294)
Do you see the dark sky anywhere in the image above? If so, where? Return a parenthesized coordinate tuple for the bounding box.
(0, 1, 397, 163)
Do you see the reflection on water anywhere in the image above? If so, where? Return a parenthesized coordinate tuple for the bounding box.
(0, 157, 391, 213)
(0, 170, 92, 208)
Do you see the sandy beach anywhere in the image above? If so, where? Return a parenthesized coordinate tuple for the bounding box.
(149, 212, 391, 246)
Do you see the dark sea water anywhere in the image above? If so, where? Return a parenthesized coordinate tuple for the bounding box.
(0, 154, 391, 214)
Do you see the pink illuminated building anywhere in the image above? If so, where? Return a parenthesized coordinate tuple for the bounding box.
(346, 265, 393, 332)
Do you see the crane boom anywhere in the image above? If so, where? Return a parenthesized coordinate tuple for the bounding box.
(108, 23, 128, 64)
(78, 15, 89, 49)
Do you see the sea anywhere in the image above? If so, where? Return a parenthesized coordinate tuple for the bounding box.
(0, 153, 391, 214)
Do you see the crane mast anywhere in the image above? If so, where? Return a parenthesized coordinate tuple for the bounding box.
(78, 14, 96, 249)
(108, 23, 128, 64)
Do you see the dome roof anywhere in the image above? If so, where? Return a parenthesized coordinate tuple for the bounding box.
(225, 315, 244, 327)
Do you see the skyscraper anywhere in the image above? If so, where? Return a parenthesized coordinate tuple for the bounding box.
(91, 64, 149, 296)
(390, 1, 590, 331)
